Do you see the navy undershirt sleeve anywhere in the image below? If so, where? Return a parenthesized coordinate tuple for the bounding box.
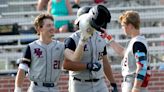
(64, 38, 76, 51)
(133, 42, 147, 55)
(23, 45, 31, 60)
(22, 45, 31, 67)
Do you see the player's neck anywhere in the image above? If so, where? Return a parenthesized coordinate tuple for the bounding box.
(131, 29, 140, 38)
(39, 36, 53, 45)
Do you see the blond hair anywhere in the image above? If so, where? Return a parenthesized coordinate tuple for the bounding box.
(119, 10, 140, 30)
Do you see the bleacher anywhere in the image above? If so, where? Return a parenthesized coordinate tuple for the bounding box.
(0, 0, 164, 71)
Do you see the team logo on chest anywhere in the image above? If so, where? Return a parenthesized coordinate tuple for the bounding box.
(34, 48, 42, 58)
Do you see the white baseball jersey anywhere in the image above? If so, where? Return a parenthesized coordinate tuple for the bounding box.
(121, 35, 149, 77)
(66, 31, 107, 79)
(22, 40, 64, 83)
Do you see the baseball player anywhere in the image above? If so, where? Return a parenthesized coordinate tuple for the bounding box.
(14, 13, 64, 92)
(63, 5, 118, 92)
(100, 10, 151, 92)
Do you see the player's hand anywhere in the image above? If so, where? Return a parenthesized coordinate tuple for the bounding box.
(78, 14, 95, 45)
(14, 87, 21, 92)
(111, 83, 118, 92)
(80, 28, 93, 43)
(100, 28, 113, 43)
(87, 62, 101, 71)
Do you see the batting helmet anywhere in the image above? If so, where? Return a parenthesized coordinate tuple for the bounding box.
(75, 6, 92, 26)
(77, 6, 92, 17)
(89, 5, 111, 33)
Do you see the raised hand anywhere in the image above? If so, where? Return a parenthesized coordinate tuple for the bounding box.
(100, 28, 113, 43)
(78, 14, 95, 44)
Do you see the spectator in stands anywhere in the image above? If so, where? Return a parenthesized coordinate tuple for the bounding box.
(94, 0, 106, 4)
(72, 0, 80, 8)
(160, 0, 164, 6)
(48, 0, 74, 33)
(71, 0, 107, 9)
(37, 0, 74, 33)
(14, 13, 64, 92)
(36, 0, 49, 11)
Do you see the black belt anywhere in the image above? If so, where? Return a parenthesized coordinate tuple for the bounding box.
(34, 82, 54, 87)
(73, 77, 100, 82)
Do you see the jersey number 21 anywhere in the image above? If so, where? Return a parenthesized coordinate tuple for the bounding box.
(53, 60, 60, 69)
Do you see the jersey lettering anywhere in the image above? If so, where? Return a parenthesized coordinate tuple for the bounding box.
(84, 45, 88, 51)
(53, 60, 60, 69)
(124, 58, 128, 66)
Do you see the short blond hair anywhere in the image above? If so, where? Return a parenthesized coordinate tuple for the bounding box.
(119, 10, 140, 30)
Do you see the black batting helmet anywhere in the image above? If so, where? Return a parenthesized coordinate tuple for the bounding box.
(77, 6, 92, 17)
(75, 6, 92, 26)
(89, 5, 111, 33)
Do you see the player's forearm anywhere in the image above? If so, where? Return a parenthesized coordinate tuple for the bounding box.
(104, 64, 116, 83)
(74, 44, 84, 59)
(64, 48, 83, 62)
(15, 69, 26, 88)
(68, 40, 85, 62)
(100, 29, 124, 57)
(103, 57, 116, 83)
(109, 41, 125, 57)
(132, 63, 146, 91)
(63, 59, 87, 71)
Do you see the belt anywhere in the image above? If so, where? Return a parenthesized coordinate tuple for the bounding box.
(73, 77, 100, 82)
(123, 75, 135, 82)
(34, 82, 55, 87)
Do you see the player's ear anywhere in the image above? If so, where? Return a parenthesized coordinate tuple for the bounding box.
(35, 26, 41, 35)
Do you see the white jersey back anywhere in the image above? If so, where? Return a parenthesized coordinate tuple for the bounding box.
(121, 35, 148, 77)
(28, 40, 64, 82)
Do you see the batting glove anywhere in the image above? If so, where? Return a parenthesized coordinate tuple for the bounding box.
(79, 28, 93, 42)
(87, 62, 101, 71)
(99, 28, 114, 43)
(14, 87, 21, 92)
(78, 14, 95, 45)
(100, 32, 114, 43)
(111, 83, 118, 92)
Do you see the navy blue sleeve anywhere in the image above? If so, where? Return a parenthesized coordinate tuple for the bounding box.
(22, 45, 31, 67)
(103, 46, 107, 55)
(133, 42, 147, 54)
(23, 45, 31, 60)
(64, 38, 76, 51)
